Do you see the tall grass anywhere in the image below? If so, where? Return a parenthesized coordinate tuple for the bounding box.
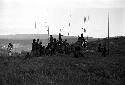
(0, 55, 125, 85)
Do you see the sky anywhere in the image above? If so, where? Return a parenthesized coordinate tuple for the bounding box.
(0, 0, 125, 38)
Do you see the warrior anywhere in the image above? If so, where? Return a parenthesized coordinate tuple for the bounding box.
(46, 43, 51, 56)
(36, 39, 40, 56)
(63, 39, 69, 54)
(42, 46, 46, 56)
(25, 52, 30, 60)
(57, 33, 63, 54)
(83, 40, 87, 48)
(7, 43, 13, 56)
(50, 35, 53, 43)
(39, 42, 43, 56)
(59, 33, 63, 42)
(102, 46, 106, 57)
(74, 46, 81, 58)
(32, 39, 37, 56)
(98, 43, 102, 52)
(52, 38, 57, 54)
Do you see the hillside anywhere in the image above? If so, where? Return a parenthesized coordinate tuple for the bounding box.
(87, 36, 125, 56)
(0, 36, 125, 85)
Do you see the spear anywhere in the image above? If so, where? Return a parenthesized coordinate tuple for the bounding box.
(35, 21, 36, 29)
(47, 25, 49, 36)
(108, 12, 110, 56)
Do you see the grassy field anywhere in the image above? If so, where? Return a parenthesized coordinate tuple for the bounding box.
(0, 36, 125, 85)
(0, 54, 125, 85)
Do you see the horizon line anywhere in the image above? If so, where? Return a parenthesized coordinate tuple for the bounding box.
(0, 33, 124, 39)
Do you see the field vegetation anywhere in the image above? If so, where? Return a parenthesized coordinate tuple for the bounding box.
(0, 36, 125, 85)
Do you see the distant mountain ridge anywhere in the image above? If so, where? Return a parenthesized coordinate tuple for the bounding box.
(0, 34, 77, 40)
(0, 34, 49, 40)
(0, 34, 96, 41)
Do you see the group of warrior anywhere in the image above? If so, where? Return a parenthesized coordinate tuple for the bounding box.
(31, 33, 88, 57)
(6, 33, 107, 57)
(31, 33, 71, 56)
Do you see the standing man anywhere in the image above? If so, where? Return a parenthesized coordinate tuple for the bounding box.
(7, 43, 13, 56)
(50, 35, 53, 43)
(98, 43, 102, 52)
(39, 41, 43, 56)
(32, 39, 37, 56)
(36, 39, 40, 56)
(102, 45, 106, 57)
(59, 33, 63, 42)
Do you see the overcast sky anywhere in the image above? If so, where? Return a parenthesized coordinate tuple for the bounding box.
(0, 0, 125, 38)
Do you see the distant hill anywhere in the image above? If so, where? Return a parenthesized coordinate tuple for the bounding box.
(0, 34, 97, 41)
(0, 34, 77, 40)
(87, 36, 125, 56)
(0, 34, 49, 40)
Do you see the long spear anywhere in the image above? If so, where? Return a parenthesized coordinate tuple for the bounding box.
(46, 25, 49, 43)
(108, 13, 110, 56)
(47, 25, 49, 36)
(35, 21, 36, 29)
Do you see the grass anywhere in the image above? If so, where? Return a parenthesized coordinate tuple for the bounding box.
(0, 54, 125, 85)
(0, 36, 125, 85)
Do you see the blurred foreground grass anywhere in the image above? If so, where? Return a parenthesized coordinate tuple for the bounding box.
(0, 54, 125, 85)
